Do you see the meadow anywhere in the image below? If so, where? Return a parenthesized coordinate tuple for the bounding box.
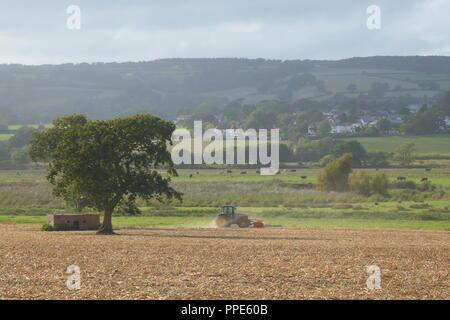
(341, 135, 450, 154)
(1, 166, 450, 231)
(7, 124, 52, 130)
(1, 126, 450, 231)
(0, 134, 13, 141)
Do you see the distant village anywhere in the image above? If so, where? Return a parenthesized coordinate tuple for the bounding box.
(174, 103, 450, 138)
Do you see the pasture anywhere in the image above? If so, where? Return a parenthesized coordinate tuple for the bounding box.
(0, 134, 13, 141)
(341, 135, 450, 154)
(0, 167, 450, 231)
(7, 124, 52, 130)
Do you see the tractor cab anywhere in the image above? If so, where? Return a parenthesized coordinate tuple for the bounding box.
(216, 205, 263, 228)
(222, 205, 235, 216)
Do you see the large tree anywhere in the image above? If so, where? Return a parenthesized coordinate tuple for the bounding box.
(400, 107, 443, 135)
(29, 114, 182, 234)
(393, 142, 416, 166)
(332, 140, 367, 167)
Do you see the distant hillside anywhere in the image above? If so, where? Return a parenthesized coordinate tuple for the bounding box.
(1, 56, 450, 124)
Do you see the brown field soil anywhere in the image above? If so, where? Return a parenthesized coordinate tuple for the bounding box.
(0, 225, 448, 300)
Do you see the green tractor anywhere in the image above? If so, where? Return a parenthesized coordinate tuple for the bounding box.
(215, 205, 252, 228)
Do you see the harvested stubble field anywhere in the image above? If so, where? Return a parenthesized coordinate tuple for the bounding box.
(0, 224, 448, 300)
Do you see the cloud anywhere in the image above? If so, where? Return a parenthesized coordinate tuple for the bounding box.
(225, 22, 262, 33)
(0, 0, 448, 64)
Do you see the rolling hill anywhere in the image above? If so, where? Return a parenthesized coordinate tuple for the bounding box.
(1, 56, 450, 124)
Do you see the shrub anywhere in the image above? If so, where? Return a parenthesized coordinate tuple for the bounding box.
(371, 172, 390, 196)
(316, 153, 353, 192)
(410, 203, 431, 209)
(419, 213, 440, 221)
(365, 151, 390, 168)
(41, 224, 58, 231)
(419, 181, 435, 192)
(349, 171, 372, 196)
(332, 204, 353, 209)
(394, 180, 417, 189)
(319, 154, 335, 167)
(349, 171, 390, 197)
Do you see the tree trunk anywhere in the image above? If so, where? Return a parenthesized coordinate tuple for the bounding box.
(97, 209, 115, 235)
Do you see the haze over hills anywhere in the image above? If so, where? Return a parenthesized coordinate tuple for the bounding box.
(1, 56, 450, 124)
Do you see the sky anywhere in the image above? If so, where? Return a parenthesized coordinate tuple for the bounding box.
(0, 0, 449, 64)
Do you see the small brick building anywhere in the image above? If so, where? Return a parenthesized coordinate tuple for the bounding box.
(47, 213, 100, 230)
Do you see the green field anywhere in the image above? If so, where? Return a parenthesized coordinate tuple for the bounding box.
(7, 124, 52, 130)
(0, 134, 13, 141)
(0, 167, 449, 231)
(0, 124, 52, 141)
(2, 215, 448, 231)
(342, 135, 450, 154)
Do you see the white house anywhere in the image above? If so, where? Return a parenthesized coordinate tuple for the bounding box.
(406, 104, 422, 113)
(330, 122, 363, 134)
(444, 116, 450, 127)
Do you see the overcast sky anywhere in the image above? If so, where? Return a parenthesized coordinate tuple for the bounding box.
(0, 0, 449, 64)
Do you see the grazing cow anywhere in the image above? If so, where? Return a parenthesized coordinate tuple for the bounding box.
(196, 171, 200, 175)
(301, 176, 307, 179)
(425, 168, 432, 172)
(421, 177, 428, 182)
(290, 169, 297, 172)
(240, 171, 247, 174)
(189, 174, 193, 178)
(256, 170, 260, 174)
(397, 176, 406, 181)
(227, 170, 233, 173)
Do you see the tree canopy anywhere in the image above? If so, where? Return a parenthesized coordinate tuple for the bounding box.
(317, 153, 353, 192)
(393, 142, 416, 166)
(332, 140, 367, 166)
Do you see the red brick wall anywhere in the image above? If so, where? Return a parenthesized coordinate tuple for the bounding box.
(47, 214, 100, 230)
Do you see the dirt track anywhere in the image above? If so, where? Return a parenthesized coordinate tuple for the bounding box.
(0, 225, 449, 299)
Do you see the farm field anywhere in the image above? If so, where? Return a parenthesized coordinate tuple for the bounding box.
(1, 167, 450, 231)
(7, 124, 52, 130)
(2, 166, 449, 184)
(2, 215, 449, 231)
(341, 135, 450, 154)
(0, 134, 13, 141)
(0, 225, 448, 299)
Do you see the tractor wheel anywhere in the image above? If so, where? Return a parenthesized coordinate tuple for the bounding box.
(216, 215, 231, 228)
(237, 218, 251, 228)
